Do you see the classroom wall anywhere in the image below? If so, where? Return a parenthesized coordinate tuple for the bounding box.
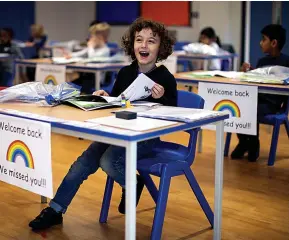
(35, 1, 241, 54)
(36, 1, 95, 42)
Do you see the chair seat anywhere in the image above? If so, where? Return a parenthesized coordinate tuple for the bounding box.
(138, 142, 190, 176)
(259, 113, 288, 125)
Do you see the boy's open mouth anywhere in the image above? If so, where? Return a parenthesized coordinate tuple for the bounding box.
(139, 51, 149, 57)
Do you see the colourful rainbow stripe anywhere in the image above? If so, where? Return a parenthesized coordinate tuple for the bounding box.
(213, 99, 241, 117)
(6, 140, 34, 169)
(44, 75, 57, 85)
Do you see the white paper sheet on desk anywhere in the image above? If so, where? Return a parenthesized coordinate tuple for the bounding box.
(116, 73, 155, 102)
(52, 57, 83, 64)
(192, 71, 243, 79)
(137, 106, 222, 123)
(86, 116, 178, 131)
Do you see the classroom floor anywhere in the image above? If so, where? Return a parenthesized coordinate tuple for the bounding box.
(0, 123, 289, 240)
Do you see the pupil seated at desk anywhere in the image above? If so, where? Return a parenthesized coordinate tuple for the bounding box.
(198, 27, 227, 70)
(66, 22, 111, 94)
(25, 24, 47, 58)
(25, 24, 47, 82)
(0, 28, 24, 86)
(232, 24, 289, 162)
(29, 17, 177, 231)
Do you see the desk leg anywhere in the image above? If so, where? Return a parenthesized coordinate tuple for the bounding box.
(41, 196, 47, 204)
(233, 57, 238, 71)
(95, 71, 101, 91)
(15, 64, 20, 85)
(203, 60, 209, 71)
(214, 121, 224, 240)
(125, 142, 137, 240)
(198, 130, 203, 153)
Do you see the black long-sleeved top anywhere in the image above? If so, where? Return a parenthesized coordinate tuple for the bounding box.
(111, 60, 177, 106)
(256, 54, 289, 109)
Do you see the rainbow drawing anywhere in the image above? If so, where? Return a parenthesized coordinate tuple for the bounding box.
(213, 99, 241, 117)
(6, 140, 34, 169)
(44, 75, 57, 85)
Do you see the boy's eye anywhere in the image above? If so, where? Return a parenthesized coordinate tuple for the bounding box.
(149, 40, 155, 44)
(136, 38, 142, 42)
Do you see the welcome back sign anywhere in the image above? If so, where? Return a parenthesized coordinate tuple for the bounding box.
(0, 114, 52, 198)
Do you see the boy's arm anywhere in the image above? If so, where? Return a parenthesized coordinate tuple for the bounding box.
(70, 48, 88, 58)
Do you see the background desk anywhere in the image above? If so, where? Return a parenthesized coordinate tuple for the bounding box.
(175, 72, 289, 96)
(14, 59, 128, 90)
(174, 53, 239, 71)
(0, 103, 228, 240)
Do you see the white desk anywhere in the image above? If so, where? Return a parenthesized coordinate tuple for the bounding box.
(14, 58, 128, 90)
(0, 104, 228, 240)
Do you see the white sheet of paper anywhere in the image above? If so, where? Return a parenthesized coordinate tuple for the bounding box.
(191, 71, 243, 79)
(86, 116, 178, 131)
(52, 57, 83, 64)
(101, 96, 118, 103)
(137, 106, 222, 122)
(116, 73, 155, 102)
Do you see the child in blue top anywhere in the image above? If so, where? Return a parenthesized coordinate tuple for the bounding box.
(0, 28, 24, 86)
(232, 24, 289, 162)
(25, 24, 47, 58)
(29, 18, 177, 231)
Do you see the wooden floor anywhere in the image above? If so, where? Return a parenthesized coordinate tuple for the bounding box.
(0, 124, 289, 239)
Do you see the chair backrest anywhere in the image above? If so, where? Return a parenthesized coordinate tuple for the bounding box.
(282, 96, 289, 115)
(174, 41, 191, 51)
(177, 90, 204, 165)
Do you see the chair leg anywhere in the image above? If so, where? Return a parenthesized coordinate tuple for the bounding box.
(268, 123, 281, 166)
(184, 168, 214, 227)
(224, 132, 232, 157)
(138, 170, 159, 204)
(284, 119, 289, 138)
(150, 168, 171, 240)
(99, 176, 114, 223)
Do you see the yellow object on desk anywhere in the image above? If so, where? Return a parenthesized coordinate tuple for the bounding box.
(126, 100, 132, 108)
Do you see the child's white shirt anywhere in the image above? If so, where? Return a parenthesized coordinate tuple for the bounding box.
(71, 45, 110, 58)
(209, 42, 221, 70)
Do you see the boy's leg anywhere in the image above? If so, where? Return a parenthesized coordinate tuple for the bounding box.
(231, 133, 249, 159)
(247, 103, 277, 162)
(29, 142, 109, 230)
(99, 138, 160, 213)
(50, 141, 109, 212)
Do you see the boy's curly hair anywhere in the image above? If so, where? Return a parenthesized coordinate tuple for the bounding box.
(121, 18, 176, 62)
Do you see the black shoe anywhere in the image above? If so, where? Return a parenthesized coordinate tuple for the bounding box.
(29, 207, 63, 230)
(231, 143, 248, 159)
(118, 175, 145, 214)
(248, 139, 260, 162)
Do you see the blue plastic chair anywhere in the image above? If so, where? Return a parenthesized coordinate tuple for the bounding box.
(100, 72, 117, 94)
(99, 90, 214, 239)
(174, 41, 192, 72)
(224, 97, 289, 166)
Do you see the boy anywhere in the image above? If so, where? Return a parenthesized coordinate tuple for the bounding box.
(232, 24, 289, 162)
(29, 18, 177, 230)
(0, 28, 23, 86)
(67, 22, 111, 93)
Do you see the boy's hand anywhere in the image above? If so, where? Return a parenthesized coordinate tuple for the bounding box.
(152, 84, 165, 99)
(241, 62, 253, 72)
(87, 38, 97, 48)
(93, 90, 109, 96)
(25, 42, 35, 47)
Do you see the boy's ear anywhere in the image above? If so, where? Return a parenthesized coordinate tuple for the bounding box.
(271, 39, 278, 48)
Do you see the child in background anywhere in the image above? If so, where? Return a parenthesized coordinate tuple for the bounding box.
(232, 24, 289, 162)
(25, 24, 47, 58)
(0, 28, 24, 86)
(199, 27, 223, 70)
(29, 17, 177, 231)
(68, 22, 110, 59)
(67, 22, 111, 93)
